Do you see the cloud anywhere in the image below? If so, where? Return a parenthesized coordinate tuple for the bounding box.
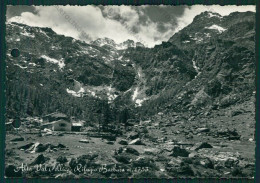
(7, 5, 184, 47)
(7, 5, 255, 48)
(8, 6, 136, 44)
(7, 5, 36, 19)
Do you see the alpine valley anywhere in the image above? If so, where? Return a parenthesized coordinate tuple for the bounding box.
(5, 11, 256, 178)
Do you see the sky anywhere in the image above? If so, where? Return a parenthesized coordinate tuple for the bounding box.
(7, 5, 255, 47)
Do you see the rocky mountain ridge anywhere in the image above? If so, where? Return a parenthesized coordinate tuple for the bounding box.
(5, 11, 255, 122)
(91, 37, 145, 50)
(123, 11, 255, 118)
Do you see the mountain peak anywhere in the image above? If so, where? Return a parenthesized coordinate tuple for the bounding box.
(91, 37, 145, 50)
(205, 11, 222, 18)
(119, 39, 144, 49)
(193, 11, 222, 21)
(91, 37, 116, 47)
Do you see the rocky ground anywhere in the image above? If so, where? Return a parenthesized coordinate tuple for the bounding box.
(5, 96, 255, 178)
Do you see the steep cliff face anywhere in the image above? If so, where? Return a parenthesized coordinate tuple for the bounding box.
(5, 11, 255, 121)
(122, 11, 255, 116)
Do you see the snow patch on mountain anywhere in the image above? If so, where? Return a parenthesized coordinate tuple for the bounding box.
(132, 87, 148, 107)
(20, 31, 35, 38)
(67, 83, 119, 102)
(132, 88, 139, 101)
(115, 44, 128, 50)
(66, 87, 85, 97)
(118, 56, 123, 61)
(192, 58, 200, 73)
(204, 33, 211, 38)
(105, 85, 118, 102)
(41, 55, 65, 69)
(182, 40, 190, 43)
(206, 25, 226, 33)
(107, 93, 118, 103)
(29, 63, 37, 66)
(13, 63, 27, 69)
(208, 12, 222, 18)
(135, 98, 147, 107)
(87, 90, 96, 97)
(191, 36, 203, 43)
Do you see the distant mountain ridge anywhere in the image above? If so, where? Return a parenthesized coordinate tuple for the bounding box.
(90, 37, 145, 50)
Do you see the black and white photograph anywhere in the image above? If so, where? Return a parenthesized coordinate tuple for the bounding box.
(4, 5, 256, 178)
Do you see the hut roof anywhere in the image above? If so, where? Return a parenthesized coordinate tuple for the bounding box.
(72, 122, 83, 127)
(44, 112, 68, 119)
(53, 119, 71, 123)
(42, 119, 71, 126)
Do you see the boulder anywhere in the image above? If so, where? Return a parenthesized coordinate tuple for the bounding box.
(168, 158, 182, 166)
(129, 138, 144, 145)
(229, 135, 240, 140)
(114, 147, 124, 155)
(19, 143, 34, 150)
(20, 142, 66, 153)
(45, 131, 53, 136)
(197, 128, 210, 133)
(231, 109, 243, 117)
(57, 143, 66, 148)
(118, 139, 128, 145)
(30, 154, 48, 165)
(188, 116, 195, 121)
(69, 158, 78, 170)
(102, 135, 116, 141)
(191, 142, 213, 151)
(26, 142, 44, 153)
(5, 165, 22, 177)
(132, 157, 156, 170)
(79, 139, 89, 143)
(187, 133, 194, 139)
(125, 147, 139, 155)
(199, 158, 214, 169)
(167, 162, 194, 177)
(178, 164, 194, 176)
(5, 149, 15, 156)
(170, 146, 190, 157)
(219, 94, 239, 108)
(50, 143, 66, 149)
(68, 154, 99, 171)
(143, 148, 157, 155)
(106, 141, 114, 145)
(224, 158, 238, 168)
(78, 154, 98, 161)
(127, 132, 139, 140)
(232, 167, 244, 177)
(56, 156, 68, 164)
(114, 154, 131, 164)
(217, 129, 240, 140)
(11, 137, 24, 142)
(35, 144, 49, 153)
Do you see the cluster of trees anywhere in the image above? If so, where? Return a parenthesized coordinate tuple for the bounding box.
(6, 76, 135, 134)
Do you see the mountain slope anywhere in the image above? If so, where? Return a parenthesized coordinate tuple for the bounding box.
(5, 11, 255, 122)
(5, 22, 137, 120)
(121, 11, 255, 117)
